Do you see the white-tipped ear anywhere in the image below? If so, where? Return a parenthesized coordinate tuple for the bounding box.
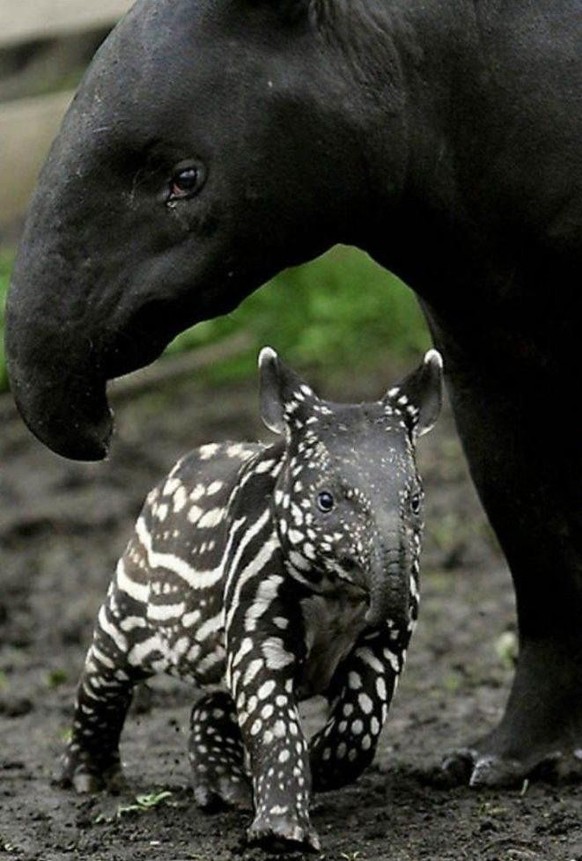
(384, 349, 443, 436)
(258, 347, 285, 434)
(415, 349, 444, 436)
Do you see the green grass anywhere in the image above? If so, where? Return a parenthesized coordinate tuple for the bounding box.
(0, 245, 429, 393)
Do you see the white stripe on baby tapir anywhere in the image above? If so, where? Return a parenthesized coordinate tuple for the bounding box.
(147, 600, 187, 622)
(223, 508, 273, 615)
(137, 512, 246, 591)
(115, 557, 150, 603)
(224, 533, 279, 632)
(244, 575, 285, 632)
(261, 636, 295, 670)
(128, 634, 166, 666)
(194, 612, 223, 643)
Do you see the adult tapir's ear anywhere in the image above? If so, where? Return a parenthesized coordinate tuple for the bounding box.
(384, 349, 444, 437)
(258, 347, 318, 434)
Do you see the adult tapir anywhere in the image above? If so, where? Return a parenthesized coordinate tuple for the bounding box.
(5, 0, 582, 791)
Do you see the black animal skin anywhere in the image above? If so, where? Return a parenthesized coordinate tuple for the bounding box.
(5, 0, 582, 789)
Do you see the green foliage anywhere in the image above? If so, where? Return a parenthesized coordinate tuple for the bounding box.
(168, 245, 429, 381)
(95, 791, 174, 823)
(46, 668, 68, 689)
(0, 245, 429, 393)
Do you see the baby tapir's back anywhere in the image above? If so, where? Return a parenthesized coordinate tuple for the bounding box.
(110, 441, 266, 685)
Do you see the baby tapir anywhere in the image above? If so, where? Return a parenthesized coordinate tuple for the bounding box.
(58, 347, 443, 851)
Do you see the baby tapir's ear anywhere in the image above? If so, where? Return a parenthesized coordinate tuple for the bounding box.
(258, 347, 318, 434)
(384, 349, 444, 437)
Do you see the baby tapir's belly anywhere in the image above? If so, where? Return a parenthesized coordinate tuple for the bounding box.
(298, 585, 367, 699)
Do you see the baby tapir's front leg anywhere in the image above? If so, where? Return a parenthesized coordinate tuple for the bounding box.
(224, 569, 319, 851)
(188, 690, 252, 810)
(310, 624, 408, 792)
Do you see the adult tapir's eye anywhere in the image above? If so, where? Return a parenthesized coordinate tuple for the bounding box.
(168, 164, 205, 201)
(317, 491, 335, 513)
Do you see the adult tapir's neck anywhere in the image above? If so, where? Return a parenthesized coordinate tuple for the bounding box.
(329, 0, 493, 294)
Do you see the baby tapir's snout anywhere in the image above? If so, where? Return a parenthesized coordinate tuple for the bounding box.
(365, 519, 412, 629)
(58, 347, 442, 852)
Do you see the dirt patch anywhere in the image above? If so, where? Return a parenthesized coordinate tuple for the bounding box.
(1, 361, 581, 860)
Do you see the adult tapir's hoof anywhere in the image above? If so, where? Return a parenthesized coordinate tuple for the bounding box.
(247, 814, 321, 854)
(441, 744, 582, 788)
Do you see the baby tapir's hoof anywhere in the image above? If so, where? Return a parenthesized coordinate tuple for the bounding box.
(247, 813, 321, 853)
(56, 748, 127, 794)
(188, 691, 253, 811)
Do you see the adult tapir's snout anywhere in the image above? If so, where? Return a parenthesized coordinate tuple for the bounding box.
(6, 0, 398, 460)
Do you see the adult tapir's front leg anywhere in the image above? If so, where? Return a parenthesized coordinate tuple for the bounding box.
(225, 577, 319, 852)
(310, 625, 404, 791)
(436, 326, 582, 788)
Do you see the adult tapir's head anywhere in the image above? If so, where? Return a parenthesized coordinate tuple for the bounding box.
(6, 0, 413, 460)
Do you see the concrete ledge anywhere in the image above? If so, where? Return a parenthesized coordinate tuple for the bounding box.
(0, 90, 73, 227)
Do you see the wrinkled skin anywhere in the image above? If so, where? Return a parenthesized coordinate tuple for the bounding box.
(6, 0, 582, 791)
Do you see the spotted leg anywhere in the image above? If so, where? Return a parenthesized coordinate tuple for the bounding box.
(188, 690, 252, 810)
(57, 641, 142, 792)
(225, 580, 319, 852)
(57, 578, 149, 793)
(310, 625, 406, 791)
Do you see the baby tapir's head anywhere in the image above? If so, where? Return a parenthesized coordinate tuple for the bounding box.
(259, 347, 443, 631)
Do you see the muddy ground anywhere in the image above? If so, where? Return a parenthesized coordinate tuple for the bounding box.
(1, 354, 581, 861)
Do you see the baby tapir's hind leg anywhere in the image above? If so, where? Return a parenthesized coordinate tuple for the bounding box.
(310, 625, 405, 791)
(189, 691, 252, 811)
(57, 582, 151, 793)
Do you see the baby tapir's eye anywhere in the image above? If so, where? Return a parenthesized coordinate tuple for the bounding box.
(410, 492, 422, 515)
(316, 491, 335, 513)
(168, 163, 206, 201)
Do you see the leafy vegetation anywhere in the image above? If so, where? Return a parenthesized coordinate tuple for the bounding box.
(164, 245, 430, 380)
(0, 245, 429, 393)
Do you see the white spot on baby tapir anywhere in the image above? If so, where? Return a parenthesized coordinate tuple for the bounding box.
(258, 680, 276, 700)
(226, 443, 250, 459)
(173, 485, 188, 513)
(243, 658, 264, 687)
(199, 443, 220, 460)
(232, 637, 254, 669)
(376, 677, 388, 701)
(288, 529, 304, 545)
(261, 637, 295, 670)
(189, 484, 206, 502)
(383, 648, 400, 674)
(156, 503, 169, 522)
(163, 477, 181, 496)
(188, 505, 203, 524)
(206, 480, 224, 496)
(198, 507, 225, 529)
(255, 459, 276, 474)
(358, 692, 374, 714)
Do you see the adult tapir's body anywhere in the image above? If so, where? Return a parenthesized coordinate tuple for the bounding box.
(5, 0, 582, 788)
